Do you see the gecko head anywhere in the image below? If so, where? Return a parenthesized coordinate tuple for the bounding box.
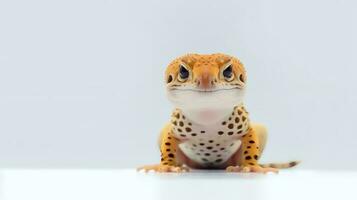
(165, 53, 247, 113)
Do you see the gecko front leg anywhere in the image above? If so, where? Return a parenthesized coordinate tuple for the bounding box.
(226, 126, 278, 173)
(137, 124, 189, 173)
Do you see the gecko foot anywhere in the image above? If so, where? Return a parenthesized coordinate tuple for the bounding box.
(137, 164, 189, 173)
(226, 165, 278, 173)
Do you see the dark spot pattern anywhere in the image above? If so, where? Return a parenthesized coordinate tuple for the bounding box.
(169, 106, 252, 166)
(245, 156, 252, 160)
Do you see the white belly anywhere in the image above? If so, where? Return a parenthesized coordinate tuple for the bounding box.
(171, 106, 250, 167)
(179, 136, 241, 167)
(176, 120, 244, 166)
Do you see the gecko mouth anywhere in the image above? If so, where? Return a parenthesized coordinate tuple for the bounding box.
(169, 87, 240, 93)
(167, 86, 246, 110)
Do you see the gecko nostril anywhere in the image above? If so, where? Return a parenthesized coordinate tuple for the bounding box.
(197, 80, 200, 86)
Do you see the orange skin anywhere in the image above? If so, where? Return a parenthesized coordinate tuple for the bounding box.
(164, 53, 246, 91)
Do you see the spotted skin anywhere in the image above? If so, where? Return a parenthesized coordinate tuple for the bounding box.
(138, 53, 299, 173)
(171, 106, 249, 167)
(239, 129, 260, 166)
(159, 125, 178, 166)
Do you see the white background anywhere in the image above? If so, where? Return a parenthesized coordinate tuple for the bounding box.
(0, 0, 356, 169)
(2, 169, 357, 200)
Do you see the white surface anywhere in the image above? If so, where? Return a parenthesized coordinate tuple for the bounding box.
(0, 169, 356, 200)
(1, 0, 357, 169)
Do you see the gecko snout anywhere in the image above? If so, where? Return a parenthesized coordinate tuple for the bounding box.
(194, 73, 217, 90)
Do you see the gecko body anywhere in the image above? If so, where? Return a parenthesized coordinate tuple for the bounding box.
(139, 53, 298, 173)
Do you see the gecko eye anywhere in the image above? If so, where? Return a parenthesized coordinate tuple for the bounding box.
(222, 65, 234, 81)
(178, 64, 189, 81)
